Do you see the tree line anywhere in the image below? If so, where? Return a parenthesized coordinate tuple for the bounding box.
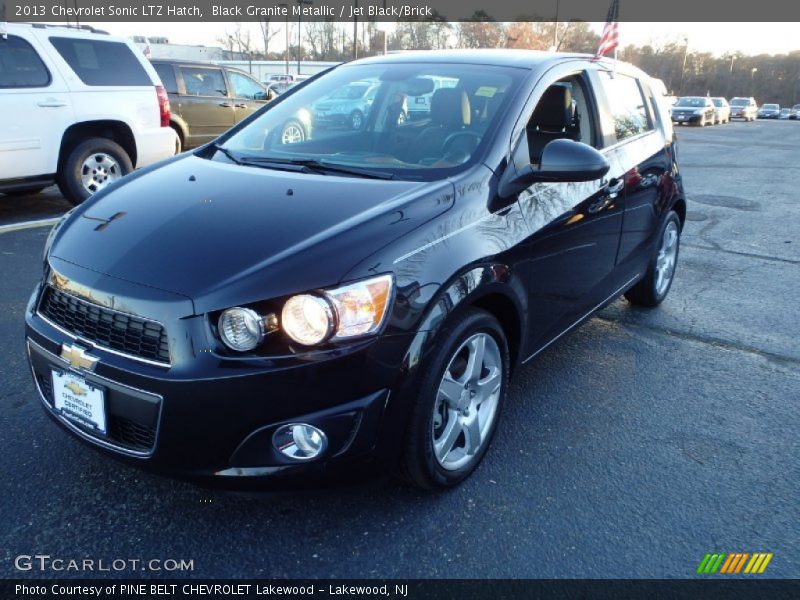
(219, 18, 800, 106)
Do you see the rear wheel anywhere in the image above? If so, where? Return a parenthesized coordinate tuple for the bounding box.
(280, 120, 306, 144)
(402, 308, 509, 490)
(57, 137, 132, 206)
(350, 110, 364, 130)
(625, 211, 681, 307)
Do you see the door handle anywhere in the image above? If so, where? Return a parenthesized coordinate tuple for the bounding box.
(234, 103, 247, 109)
(218, 102, 232, 108)
(602, 178, 624, 197)
(37, 99, 68, 108)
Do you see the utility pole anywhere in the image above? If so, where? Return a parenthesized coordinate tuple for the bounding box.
(296, 0, 312, 75)
(353, 0, 358, 60)
(552, 0, 559, 50)
(678, 37, 689, 95)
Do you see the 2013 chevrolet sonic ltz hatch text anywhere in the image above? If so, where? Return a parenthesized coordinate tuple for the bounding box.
(25, 51, 686, 490)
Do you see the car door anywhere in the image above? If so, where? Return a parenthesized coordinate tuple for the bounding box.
(175, 65, 235, 146)
(593, 72, 674, 271)
(513, 66, 626, 350)
(0, 32, 74, 182)
(227, 70, 272, 124)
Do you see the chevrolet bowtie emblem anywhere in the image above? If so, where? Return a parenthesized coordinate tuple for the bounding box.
(60, 344, 99, 371)
(65, 381, 88, 396)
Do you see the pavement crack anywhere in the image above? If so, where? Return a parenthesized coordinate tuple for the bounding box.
(596, 315, 800, 367)
(682, 242, 799, 265)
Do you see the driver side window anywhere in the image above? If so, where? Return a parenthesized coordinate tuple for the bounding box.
(523, 75, 597, 166)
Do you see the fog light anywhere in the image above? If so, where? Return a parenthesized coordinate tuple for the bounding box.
(273, 423, 327, 461)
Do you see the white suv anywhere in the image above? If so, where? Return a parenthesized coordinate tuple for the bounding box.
(0, 23, 176, 204)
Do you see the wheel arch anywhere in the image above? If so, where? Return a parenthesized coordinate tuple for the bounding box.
(58, 121, 138, 169)
(404, 264, 528, 377)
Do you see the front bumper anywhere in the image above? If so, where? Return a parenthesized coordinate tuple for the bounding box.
(24, 283, 417, 489)
(671, 113, 702, 124)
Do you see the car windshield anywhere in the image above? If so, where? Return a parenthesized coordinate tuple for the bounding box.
(218, 63, 521, 180)
(763, 104, 779, 109)
(674, 97, 706, 107)
(712, 99, 725, 106)
(730, 98, 749, 106)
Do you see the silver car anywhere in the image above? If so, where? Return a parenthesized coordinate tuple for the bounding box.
(710, 97, 730, 124)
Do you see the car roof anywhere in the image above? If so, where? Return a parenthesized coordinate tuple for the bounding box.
(348, 49, 609, 70)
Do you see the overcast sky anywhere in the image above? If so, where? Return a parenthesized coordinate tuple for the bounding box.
(85, 22, 800, 57)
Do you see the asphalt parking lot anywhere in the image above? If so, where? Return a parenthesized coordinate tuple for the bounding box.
(1, 120, 798, 579)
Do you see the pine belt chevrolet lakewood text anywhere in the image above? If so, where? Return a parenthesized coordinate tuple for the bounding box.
(25, 50, 686, 490)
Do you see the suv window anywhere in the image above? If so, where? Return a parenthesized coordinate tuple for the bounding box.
(48, 37, 150, 86)
(0, 35, 50, 88)
(597, 72, 652, 143)
(228, 71, 266, 100)
(181, 66, 227, 97)
(153, 63, 178, 94)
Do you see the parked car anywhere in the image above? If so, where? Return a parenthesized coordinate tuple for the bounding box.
(150, 60, 279, 152)
(778, 108, 792, 120)
(791, 105, 800, 120)
(312, 81, 383, 130)
(670, 96, 716, 126)
(0, 23, 175, 204)
(729, 97, 758, 121)
(710, 97, 730, 124)
(758, 103, 781, 119)
(26, 50, 685, 490)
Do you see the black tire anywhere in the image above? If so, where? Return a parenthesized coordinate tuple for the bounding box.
(624, 210, 682, 307)
(402, 308, 510, 490)
(350, 110, 364, 130)
(57, 137, 132, 206)
(3, 186, 46, 197)
(171, 126, 183, 154)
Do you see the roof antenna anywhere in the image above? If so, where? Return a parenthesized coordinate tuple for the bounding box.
(63, 0, 70, 26)
(74, 0, 80, 27)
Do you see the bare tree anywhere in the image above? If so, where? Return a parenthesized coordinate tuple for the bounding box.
(256, 18, 279, 57)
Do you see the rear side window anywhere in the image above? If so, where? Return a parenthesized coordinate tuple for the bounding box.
(0, 35, 50, 88)
(49, 37, 150, 86)
(180, 66, 227, 97)
(153, 63, 178, 94)
(597, 72, 653, 143)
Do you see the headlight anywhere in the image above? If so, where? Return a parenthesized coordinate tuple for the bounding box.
(218, 307, 266, 351)
(281, 294, 334, 346)
(282, 274, 393, 346)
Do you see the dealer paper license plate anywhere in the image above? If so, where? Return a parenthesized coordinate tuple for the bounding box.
(52, 370, 107, 434)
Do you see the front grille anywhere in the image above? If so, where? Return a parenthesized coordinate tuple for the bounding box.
(39, 286, 170, 365)
(35, 370, 157, 453)
(108, 416, 156, 451)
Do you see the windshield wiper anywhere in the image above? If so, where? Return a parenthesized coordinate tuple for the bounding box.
(239, 157, 395, 180)
(211, 143, 243, 165)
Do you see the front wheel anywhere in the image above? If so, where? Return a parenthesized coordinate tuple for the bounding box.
(625, 211, 681, 307)
(402, 308, 509, 490)
(57, 137, 132, 206)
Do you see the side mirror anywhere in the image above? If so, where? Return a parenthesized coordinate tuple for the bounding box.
(498, 138, 610, 198)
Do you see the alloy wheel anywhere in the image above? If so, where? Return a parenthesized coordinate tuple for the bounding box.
(655, 220, 679, 296)
(80, 153, 121, 194)
(432, 332, 502, 471)
(281, 123, 304, 144)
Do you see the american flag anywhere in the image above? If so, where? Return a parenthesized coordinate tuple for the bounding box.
(595, 0, 620, 59)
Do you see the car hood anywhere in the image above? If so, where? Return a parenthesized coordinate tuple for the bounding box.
(50, 155, 453, 314)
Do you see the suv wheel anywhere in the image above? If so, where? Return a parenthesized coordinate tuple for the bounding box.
(58, 138, 132, 206)
(402, 308, 509, 490)
(624, 210, 681, 307)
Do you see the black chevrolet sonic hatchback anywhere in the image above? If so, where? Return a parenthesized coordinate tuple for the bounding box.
(25, 50, 685, 490)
